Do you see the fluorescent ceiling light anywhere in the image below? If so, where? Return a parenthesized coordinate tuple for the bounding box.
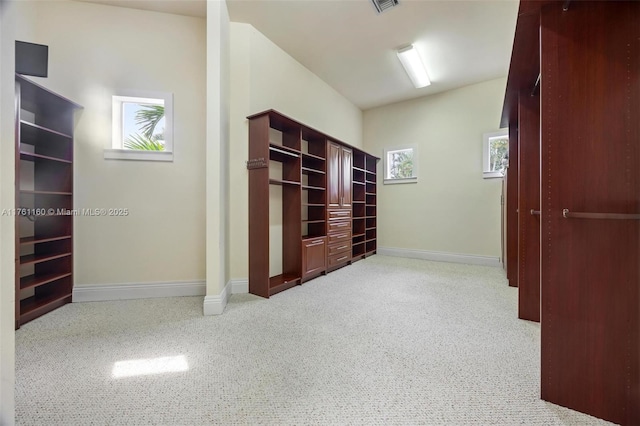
(396, 45, 431, 88)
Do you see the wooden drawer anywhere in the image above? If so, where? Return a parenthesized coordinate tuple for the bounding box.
(328, 220, 351, 233)
(328, 231, 351, 244)
(328, 241, 351, 256)
(328, 252, 351, 268)
(328, 210, 351, 221)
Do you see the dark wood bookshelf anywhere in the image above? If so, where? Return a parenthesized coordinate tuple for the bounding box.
(248, 110, 378, 296)
(15, 74, 81, 329)
(351, 150, 378, 261)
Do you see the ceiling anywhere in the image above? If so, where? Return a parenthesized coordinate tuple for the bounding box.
(77, 0, 519, 110)
(77, 0, 207, 19)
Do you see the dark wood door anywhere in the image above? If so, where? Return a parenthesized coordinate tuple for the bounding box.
(517, 91, 540, 322)
(506, 124, 519, 287)
(540, 2, 639, 424)
(327, 142, 341, 209)
(341, 147, 352, 208)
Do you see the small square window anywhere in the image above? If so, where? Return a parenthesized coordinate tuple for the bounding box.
(384, 145, 417, 184)
(105, 90, 173, 162)
(482, 130, 508, 179)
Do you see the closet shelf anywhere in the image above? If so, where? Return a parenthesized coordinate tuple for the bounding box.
(20, 252, 72, 266)
(20, 151, 72, 164)
(20, 272, 72, 291)
(20, 235, 72, 245)
(269, 178, 300, 186)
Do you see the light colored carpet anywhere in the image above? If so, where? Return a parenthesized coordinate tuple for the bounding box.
(16, 256, 613, 425)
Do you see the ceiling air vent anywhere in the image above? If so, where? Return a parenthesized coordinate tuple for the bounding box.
(371, 0, 399, 14)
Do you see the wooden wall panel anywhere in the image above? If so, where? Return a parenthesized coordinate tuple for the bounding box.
(517, 91, 540, 322)
(540, 2, 640, 424)
(248, 116, 271, 298)
(506, 124, 519, 287)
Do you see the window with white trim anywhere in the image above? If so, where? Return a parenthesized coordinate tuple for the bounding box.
(482, 130, 508, 178)
(384, 145, 417, 184)
(105, 90, 173, 162)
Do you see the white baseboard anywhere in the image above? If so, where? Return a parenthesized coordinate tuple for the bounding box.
(73, 277, 247, 315)
(377, 247, 501, 268)
(73, 280, 205, 303)
(230, 278, 248, 294)
(203, 280, 231, 316)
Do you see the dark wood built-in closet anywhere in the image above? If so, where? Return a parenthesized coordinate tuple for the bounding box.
(327, 141, 352, 270)
(14, 74, 82, 328)
(502, 1, 639, 424)
(247, 110, 378, 298)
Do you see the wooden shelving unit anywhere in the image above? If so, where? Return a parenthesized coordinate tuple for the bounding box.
(352, 151, 378, 261)
(364, 155, 377, 255)
(247, 110, 378, 297)
(15, 74, 82, 328)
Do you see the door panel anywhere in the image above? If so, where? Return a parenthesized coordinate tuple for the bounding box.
(342, 147, 352, 208)
(540, 2, 639, 424)
(327, 142, 341, 209)
(517, 91, 540, 322)
(506, 124, 519, 287)
(302, 237, 326, 277)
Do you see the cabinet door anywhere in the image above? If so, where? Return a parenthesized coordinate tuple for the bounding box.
(540, 3, 640, 424)
(341, 147, 352, 208)
(302, 237, 326, 277)
(327, 142, 341, 209)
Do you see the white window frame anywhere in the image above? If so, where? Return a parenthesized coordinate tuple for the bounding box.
(105, 89, 174, 162)
(482, 129, 508, 179)
(383, 144, 418, 185)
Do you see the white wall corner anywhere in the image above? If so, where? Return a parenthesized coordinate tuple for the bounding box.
(230, 278, 248, 294)
(377, 247, 501, 268)
(73, 280, 205, 303)
(203, 280, 231, 316)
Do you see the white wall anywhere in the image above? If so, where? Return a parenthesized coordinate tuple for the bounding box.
(204, 0, 231, 314)
(0, 1, 17, 422)
(363, 78, 506, 261)
(229, 23, 363, 281)
(11, 1, 207, 287)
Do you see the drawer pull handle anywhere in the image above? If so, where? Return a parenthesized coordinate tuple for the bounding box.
(333, 212, 348, 216)
(311, 240, 324, 244)
(306, 242, 324, 247)
(336, 256, 348, 262)
(334, 223, 348, 227)
(333, 233, 348, 239)
(336, 245, 348, 250)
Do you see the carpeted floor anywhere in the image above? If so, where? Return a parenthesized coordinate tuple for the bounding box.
(15, 256, 613, 425)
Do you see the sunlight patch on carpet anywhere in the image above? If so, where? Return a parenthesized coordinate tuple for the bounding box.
(112, 355, 189, 378)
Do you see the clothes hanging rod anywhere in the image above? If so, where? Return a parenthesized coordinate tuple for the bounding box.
(531, 74, 541, 97)
(562, 209, 640, 220)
